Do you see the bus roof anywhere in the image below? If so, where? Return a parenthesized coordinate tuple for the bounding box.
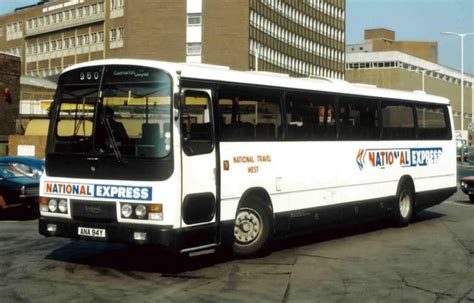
(63, 59, 450, 105)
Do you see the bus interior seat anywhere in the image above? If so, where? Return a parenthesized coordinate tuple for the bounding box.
(256, 123, 275, 139)
(138, 123, 160, 156)
(220, 123, 236, 140)
(239, 122, 254, 139)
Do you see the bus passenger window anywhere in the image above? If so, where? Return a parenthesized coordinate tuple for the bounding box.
(217, 85, 282, 141)
(416, 105, 450, 140)
(285, 91, 336, 140)
(381, 103, 415, 140)
(182, 91, 213, 155)
(338, 97, 379, 140)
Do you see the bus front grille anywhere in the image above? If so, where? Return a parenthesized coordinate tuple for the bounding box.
(71, 200, 117, 222)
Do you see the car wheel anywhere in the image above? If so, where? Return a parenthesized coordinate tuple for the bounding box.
(233, 199, 273, 257)
(394, 181, 414, 227)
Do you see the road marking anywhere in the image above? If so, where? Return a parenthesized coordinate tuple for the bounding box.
(445, 201, 474, 208)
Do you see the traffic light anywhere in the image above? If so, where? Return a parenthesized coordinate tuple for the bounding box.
(3, 87, 12, 103)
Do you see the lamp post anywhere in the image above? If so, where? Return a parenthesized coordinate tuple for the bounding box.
(441, 32, 474, 135)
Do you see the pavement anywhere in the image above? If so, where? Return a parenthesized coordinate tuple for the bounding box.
(0, 197, 473, 302)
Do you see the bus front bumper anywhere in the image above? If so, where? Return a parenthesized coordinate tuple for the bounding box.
(39, 217, 178, 251)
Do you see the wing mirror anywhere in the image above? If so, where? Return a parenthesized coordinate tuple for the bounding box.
(173, 91, 185, 110)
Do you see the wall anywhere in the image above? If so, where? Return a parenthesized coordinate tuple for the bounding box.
(8, 135, 47, 158)
(202, 0, 249, 70)
(122, 0, 187, 62)
(0, 53, 21, 136)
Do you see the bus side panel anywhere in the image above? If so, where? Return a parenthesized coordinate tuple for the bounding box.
(336, 138, 456, 211)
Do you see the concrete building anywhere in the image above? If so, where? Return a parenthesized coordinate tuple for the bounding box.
(347, 28, 438, 63)
(0, 52, 21, 136)
(0, 52, 21, 155)
(0, 0, 346, 79)
(346, 38, 474, 135)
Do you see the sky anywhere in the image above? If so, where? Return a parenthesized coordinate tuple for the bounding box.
(1, 0, 473, 74)
(346, 0, 474, 75)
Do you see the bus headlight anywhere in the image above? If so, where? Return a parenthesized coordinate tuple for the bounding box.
(48, 199, 58, 212)
(135, 204, 147, 219)
(58, 199, 68, 213)
(121, 203, 132, 218)
(461, 181, 467, 188)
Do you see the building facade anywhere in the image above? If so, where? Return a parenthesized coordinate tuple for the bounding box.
(0, 0, 345, 79)
(346, 51, 474, 133)
(347, 28, 438, 63)
(0, 52, 21, 137)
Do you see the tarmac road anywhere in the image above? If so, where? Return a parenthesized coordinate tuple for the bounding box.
(0, 190, 473, 302)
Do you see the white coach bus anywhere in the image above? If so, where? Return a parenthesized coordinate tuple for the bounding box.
(39, 59, 456, 257)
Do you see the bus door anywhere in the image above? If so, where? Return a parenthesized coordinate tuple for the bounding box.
(179, 89, 219, 252)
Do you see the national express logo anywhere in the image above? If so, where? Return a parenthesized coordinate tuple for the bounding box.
(44, 182, 152, 201)
(356, 147, 443, 170)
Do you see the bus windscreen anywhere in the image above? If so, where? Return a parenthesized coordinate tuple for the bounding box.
(51, 65, 172, 159)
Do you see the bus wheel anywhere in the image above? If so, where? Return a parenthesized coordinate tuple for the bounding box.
(233, 202, 272, 257)
(394, 182, 414, 227)
(469, 195, 474, 203)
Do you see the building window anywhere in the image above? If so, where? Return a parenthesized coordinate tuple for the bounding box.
(187, 13, 202, 26)
(110, 29, 117, 41)
(91, 32, 98, 44)
(110, 28, 124, 41)
(187, 43, 201, 56)
(111, 0, 124, 10)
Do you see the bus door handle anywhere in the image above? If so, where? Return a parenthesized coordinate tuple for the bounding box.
(276, 177, 283, 191)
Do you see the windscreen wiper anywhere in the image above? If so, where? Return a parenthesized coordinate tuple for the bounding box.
(102, 116, 126, 164)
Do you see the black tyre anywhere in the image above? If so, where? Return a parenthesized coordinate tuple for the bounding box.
(233, 199, 273, 257)
(394, 181, 414, 227)
(469, 195, 474, 203)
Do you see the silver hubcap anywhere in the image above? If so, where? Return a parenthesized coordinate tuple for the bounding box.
(234, 208, 262, 246)
(399, 191, 411, 218)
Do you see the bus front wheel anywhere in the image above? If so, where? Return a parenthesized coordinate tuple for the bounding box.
(233, 201, 272, 257)
(394, 182, 414, 227)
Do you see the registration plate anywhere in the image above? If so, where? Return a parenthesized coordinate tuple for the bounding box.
(78, 227, 106, 238)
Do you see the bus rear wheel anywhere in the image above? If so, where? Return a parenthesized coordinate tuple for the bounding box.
(233, 201, 272, 257)
(394, 182, 414, 227)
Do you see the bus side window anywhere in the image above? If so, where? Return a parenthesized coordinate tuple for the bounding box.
(416, 105, 450, 140)
(338, 97, 379, 140)
(182, 91, 213, 155)
(285, 91, 336, 140)
(381, 103, 415, 140)
(217, 85, 282, 141)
